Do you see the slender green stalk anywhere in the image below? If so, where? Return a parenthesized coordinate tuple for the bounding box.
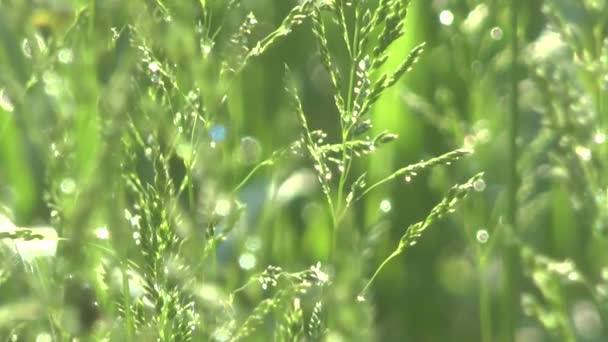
(356, 149, 472, 201)
(501, 0, 520, 340)
(334, 6, 361, 261)
(360, 249, 399, 295)
(232, 159, 273, 194)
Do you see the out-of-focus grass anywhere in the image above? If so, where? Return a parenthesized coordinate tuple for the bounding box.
(1, 0, 608, 341)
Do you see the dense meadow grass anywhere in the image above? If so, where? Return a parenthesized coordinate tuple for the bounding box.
(1, 0, 607, 341)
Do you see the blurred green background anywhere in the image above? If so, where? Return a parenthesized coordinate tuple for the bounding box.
(1, 0, 608, 341)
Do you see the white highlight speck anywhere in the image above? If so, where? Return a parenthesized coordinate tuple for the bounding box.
(214, 199, 231, 217)
(575, 146, 591, 161)
(148, 62, 161, 73)
(58, 48, 74, 64)
(594, 131, 606, 144)
(476, 229, 489, 244)
(379, 199, 392, 213)
(473, 179, 486, 192)
(490, 27, 503, 40)
(60, 178, 76, 194)
(239, 253, 256, 270)
(94, 226, 110, 240)
(439, 10, 454, 26)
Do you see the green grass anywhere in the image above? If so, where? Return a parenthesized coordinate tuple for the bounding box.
(1, 0, 608, 341)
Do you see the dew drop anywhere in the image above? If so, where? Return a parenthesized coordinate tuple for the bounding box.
(439, 10, 454, 26)
(148, 61, 161, 73)
(58, 48, 74, 64)
(379, 199, 392, 213)
(575, 146, 591, 161)
(404, 175, 412, 183)
(476, 229, 489, 244)
(490, 27, 503, 40)
(174, 112, 182, 124)
(214, 199, 231, 217)
(473, 179, 486, 192)
(239, 253, 256, 270)
(60, 178, 76, 194)
(50, 143, 60, 157)
(129, 215, 141, 228)
(356, 295, 366, 302)
(94, 226, 110, 240)
(568, 271, 580, 282)
(132, 231, 141, 245)
(201, 41, 212, 56)
(594, 131, 606, 144)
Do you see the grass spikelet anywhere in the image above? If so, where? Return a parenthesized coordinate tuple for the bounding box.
(361, 172, 484, 295)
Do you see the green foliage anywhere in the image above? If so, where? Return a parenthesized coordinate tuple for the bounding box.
(1, 0, 608, 341)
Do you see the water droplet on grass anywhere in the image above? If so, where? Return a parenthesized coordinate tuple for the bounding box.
(379, 199, 392, 213)
(490, 27, 503, 40)
(473, 179, 486, 192)
(439, 10, 454, 26)
(60, 178, 76, 194)
(476, 229, 489, 243)
(239, 253, 256, 270)
(575, 146, 591, 161)
(148, 61, 161, 73)
(58, 48, 74, 64)
(50, 143, 60, 157)
(132, 231, 141, 245)
(94, 226, 110, 240)
(214, 199, 231, 217)
(594, 131, 606, 144)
